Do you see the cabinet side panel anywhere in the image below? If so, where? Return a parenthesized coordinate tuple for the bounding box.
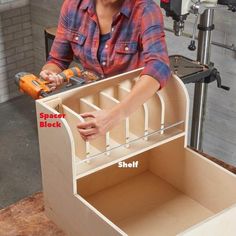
(36, 101, 123, 236)
(149, 137, 236, 213)
(184, 148, 236, 213)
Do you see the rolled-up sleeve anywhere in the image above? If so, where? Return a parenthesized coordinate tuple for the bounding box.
(46, 0, 73, 70)
(140, 4, 171, 89)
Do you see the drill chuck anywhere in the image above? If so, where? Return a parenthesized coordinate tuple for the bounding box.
(15, 72, 31, 86)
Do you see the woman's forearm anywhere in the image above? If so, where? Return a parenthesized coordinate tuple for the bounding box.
(109, 75, 160, 122)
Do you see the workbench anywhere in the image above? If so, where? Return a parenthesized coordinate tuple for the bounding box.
(0, 151, 235, 236)
(0, 192, 65, 236)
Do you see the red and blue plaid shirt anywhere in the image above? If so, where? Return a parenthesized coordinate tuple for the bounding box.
(47, 0, 171, 89)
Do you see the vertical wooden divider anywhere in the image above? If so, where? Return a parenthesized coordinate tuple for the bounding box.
(81, 94, 100, 107)
(119, 79, 133, 90)
(80, 98, 110, 157)
(62, 105, 87, 160)
(157, 76, 187, 132)
(146, 93, 165, 135)
(158, 94, 165, 134)
(99, 91, 129, 147)
(118, 85, 148, 140)
(115, 79, 165, 137)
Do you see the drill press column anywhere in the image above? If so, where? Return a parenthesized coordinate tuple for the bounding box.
(190, 9, 215, 150)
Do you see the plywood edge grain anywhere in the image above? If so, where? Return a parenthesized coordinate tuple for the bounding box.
(173, 74, 190, 147)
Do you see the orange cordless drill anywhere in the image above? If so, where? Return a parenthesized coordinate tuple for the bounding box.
(15, 67, 100, 100)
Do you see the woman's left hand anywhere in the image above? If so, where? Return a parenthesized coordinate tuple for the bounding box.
(77, 110, 117, 141)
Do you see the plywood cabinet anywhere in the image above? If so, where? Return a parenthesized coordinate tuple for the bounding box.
(36, 68, 236, 236)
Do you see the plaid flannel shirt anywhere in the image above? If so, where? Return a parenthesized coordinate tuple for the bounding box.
(47, 0, 171, 89)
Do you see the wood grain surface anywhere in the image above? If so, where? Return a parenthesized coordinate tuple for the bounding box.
(0, 152, 235, 236)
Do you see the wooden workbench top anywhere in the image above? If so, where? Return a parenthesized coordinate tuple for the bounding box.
(0, 152, 235, 236)
(0, 193, 65, 236)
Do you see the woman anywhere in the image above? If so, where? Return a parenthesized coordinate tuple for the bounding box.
(40, 0, 171, 140)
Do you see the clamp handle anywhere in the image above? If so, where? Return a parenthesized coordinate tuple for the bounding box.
(214, 69, 230, 91)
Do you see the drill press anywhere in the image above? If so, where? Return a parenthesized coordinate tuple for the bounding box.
(160, 0, 235, 151)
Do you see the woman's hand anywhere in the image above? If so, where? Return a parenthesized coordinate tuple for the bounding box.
(40, 69, 64, 91)
(77, 110, 119, 141)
